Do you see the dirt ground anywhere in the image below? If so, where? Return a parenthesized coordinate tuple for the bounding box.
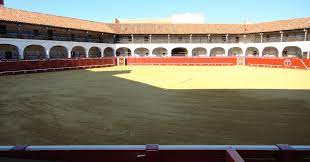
(0, 66, 309, 145)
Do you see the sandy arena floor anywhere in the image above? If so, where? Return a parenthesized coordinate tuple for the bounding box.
(0, 66, 309, 145)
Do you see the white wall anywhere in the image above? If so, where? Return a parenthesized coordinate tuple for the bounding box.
(0, 38, 116, 59)
(1, 38, 309, 59)
(116, 41, 310, 58)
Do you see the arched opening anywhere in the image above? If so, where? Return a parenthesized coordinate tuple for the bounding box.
(246, 47, 259, 57)
(228, 47, 243, 57)
(282, 46, 302, 58)
(152, 47, 167, 57)
(89, 47, 102, 58)
(49, 46, 68, 59)
(116, 47, 131, 57)
(210, 47, 225, 57)
(192, 47, 207, 56)
(24, 45, 46, 60)
(171, 47, 188, 57)
(134, 48, 149, 57)
(104, 47, 114, 57)
(71, 46, 86, 58)
(0, 44, 19, 60)
(262, 47, 279, 57)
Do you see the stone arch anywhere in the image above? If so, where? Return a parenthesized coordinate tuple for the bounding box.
(49, 46, 68, 59)
(89, 47, 102, 58)
(262, 47, 279, 57)
(116, 47, 132, 57)
(171, 47, 188, 56)
(23, 45, 46, 60)
(282, 46, 302, 58)
(228, 47, 243, 56)
(210, 47, 225, 57)
(71, 46, 86, 58)
(192, 47, 207, 56)
(246, 47, 259, 57)
(103, 47, 114, 57)
(152, 47, 168, 57)
(134, 48, 149, 57)
(0, 44, 19, 60)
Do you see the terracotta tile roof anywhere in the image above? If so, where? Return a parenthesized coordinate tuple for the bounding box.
(107, 23, 245, 34)
(0, 7, 309, 35)
(0, 7, 114, 33)
(246, 18, 310, 33)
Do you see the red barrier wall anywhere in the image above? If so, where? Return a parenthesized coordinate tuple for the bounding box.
(245, 57, 309, 70)
(0, 58, 115, 73)
(126, 57, 237, 66)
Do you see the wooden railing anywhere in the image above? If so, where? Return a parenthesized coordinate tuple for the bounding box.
(1, 57, 309, 76)
(0, 144, 309, 162)
(126, 57, 238, 66)
(0, 57, 116, 75)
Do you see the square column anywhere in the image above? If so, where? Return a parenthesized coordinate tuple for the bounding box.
(260, 33, 263, 43)
(68, 51, 72, 58)
(304, 29, 308, 41)
(19, 49, 24, 60)
(225, 34, 229, 43)
(46, 49, 50, 59)
(280, 31, 284, 42)
(168, 34, 170, 44)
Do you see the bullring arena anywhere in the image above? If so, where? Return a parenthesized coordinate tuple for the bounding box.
(1, 0, 310, 161)
(1, 0, 310, 156)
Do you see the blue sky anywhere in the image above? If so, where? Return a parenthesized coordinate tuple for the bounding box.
(5, 0, 310, 24)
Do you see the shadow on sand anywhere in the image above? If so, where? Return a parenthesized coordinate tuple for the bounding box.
(0, 69, 309, 145)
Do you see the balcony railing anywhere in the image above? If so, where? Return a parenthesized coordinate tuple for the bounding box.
(0, 31, 308, 44)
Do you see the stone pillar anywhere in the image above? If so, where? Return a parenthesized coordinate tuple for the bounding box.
(280, 31, 284, 42)
(68, 50, 72, 59)
(101, 49, 104, 57)
(304, 29, 308, 41)
(131, 34, 134, 43)
(46, 49, 50, 59)
(225, 48, 229, 56)
(206, 49, 211, 57)
(189, 34, 192, 43)
(167, 49, 172, 57)
(278, 47, 283, 58)
(207, 34, 211, 43)
(188, 48, 192, 57)
(19, 48, 24, 60)
(226, 34, 229, 43)
(168, 34, 170, 44)
(86, 49, 89, 58)
(149, 34, 152, 43)
(243, 35, 247, 43)
(260, 33, 264, 43)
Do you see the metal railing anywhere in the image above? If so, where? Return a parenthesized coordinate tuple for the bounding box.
(0, 144, 309, 162)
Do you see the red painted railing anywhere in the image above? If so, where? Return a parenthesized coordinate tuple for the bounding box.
(0, 144, 309, 162)
(245, 57, 309, 70)
(1, 57, 309, 75)
(0, 58, 116, 75)
(126, 57, 237, 66)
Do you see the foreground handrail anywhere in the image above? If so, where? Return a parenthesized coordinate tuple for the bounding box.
(1, 145, 309, 151)
(1, 144, 309, 162)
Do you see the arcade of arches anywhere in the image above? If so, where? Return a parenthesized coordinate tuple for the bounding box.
(0, 44, 308, 60)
